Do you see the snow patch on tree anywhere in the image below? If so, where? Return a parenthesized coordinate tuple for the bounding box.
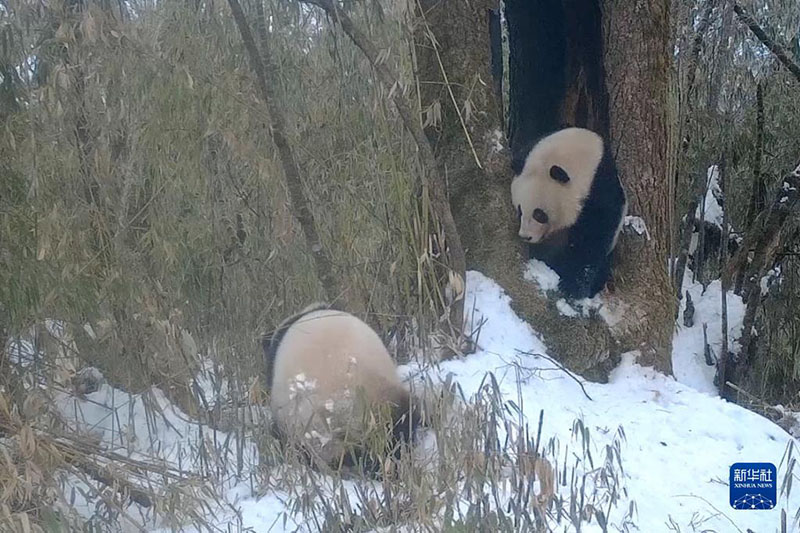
(695, 164, 724, 227)
(623, 215, 650, 239)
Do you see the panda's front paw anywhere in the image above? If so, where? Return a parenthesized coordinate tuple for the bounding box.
(557, 278, 590, 300)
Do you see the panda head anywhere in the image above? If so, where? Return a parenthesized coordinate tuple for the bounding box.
(510, 128, 604, 243)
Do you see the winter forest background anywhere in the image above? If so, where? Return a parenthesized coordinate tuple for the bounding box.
(2, 0, 800, 531)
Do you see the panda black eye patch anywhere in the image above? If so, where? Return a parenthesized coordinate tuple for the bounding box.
(532, 209, 549, 224)
(516, 205, 522, 219)
(549, 165, 571, 184)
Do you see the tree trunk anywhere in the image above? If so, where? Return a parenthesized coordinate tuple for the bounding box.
(746, 81, 766, 227)
(602, 0, 674, 372)
(415, 0, 674, 378)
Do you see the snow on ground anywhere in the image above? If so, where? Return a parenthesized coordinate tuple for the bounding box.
(200, 270, 793, 531)
(52, 381, 266, 531)
(523, 258, 560, 291)
(672, 270, 746, 394)
(524, 258, 629, 330)
(417, 271, 797, 532)
(17, 268, 795, 531)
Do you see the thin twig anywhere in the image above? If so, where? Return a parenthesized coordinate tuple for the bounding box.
(718, 155, 729, 395)
(416, 1, 482, 169)
(515, 350, 593, 401)
(674, 495, 745, 533)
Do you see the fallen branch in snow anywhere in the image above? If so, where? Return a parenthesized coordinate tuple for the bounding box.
(516, 350, 593, 401)
(0, 394, 211, 515)
(702, 324, 714, 366)
(733, 4, 800, 84)
(66, 455, 154, 508)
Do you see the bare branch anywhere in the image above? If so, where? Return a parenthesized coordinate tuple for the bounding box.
(733, 4, 800, 84)
(673, 0, 717, 307)
(725, 162, 800, 392)
(745, 81, 767, 226)
(226, 0, 343, 303)
(300, 0, 466, 330)
(718, 156, 729, 396)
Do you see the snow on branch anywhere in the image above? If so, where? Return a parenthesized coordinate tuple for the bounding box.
(724, 162, 800, 391)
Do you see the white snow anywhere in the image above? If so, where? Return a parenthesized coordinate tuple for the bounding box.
(18, 267, 797, 532)
(524, 258, 629, 330)
(489, 128, 505, 154)
(218, 271, 794, 531)
(695, 164, 724, 227)
(523, 258, 560, 291)
(555, 298, 579, 317)
(760, 265, 783, 296)
(623, 215, 650, 239)
(673, 270, 746, 395)
(412, 272, 796, 532)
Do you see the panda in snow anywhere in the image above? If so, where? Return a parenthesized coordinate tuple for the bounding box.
(263, 303, 420, 474)
(511, 127, 627, 299)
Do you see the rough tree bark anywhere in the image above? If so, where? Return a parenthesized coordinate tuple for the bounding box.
(602, 0, 674, 372)
(414, 0, 674, 377)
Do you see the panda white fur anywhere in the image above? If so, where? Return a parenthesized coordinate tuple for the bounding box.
(511, 127, 627, 299)
(263, 303, 419, 473)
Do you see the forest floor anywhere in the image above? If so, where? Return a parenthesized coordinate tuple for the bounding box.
(15, 266, 798, 532)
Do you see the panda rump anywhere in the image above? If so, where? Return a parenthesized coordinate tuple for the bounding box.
(263, 303, 419, 471)
(511, 127, 627, 299)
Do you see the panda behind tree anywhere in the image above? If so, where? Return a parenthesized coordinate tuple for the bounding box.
(511, 127, 627, 299)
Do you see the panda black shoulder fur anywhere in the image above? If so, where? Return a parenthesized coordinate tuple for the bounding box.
(511, 127, 627, 299)
(263, 303, 420, 473)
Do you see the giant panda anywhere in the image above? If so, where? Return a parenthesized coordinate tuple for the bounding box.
(263, 303, 420, 474)
(511, 127, 627, 299)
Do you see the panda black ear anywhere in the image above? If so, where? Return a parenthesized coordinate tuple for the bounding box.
(549, 165, 570, 184)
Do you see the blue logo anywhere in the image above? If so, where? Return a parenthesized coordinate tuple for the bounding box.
(730, 463, 776, 510)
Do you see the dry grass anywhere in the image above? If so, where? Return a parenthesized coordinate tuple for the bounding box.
(0, 0, 475, 528)
(251, 373, 629, 532)
(1, 319, 630, 532)
(3, 0, 800, 529)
